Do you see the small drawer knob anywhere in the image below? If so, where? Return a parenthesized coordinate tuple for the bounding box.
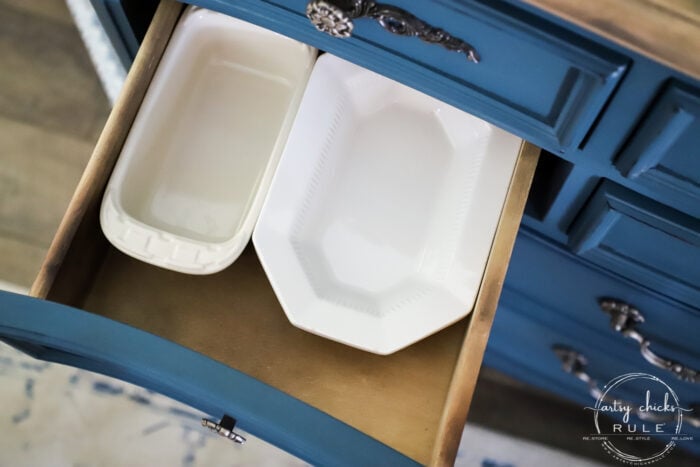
(202, 415, 246, 444)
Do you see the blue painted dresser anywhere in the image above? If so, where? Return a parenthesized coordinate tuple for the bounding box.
(89, 0, 160, 67)
(2, 0, 700, 464)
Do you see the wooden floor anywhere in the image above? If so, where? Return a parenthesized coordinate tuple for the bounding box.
(0, 0, 109, 287)
(1, 3, 698, 466)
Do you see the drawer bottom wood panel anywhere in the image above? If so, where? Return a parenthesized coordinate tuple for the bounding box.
(24, 1, 540, 464)
(82, 245, 466, 463)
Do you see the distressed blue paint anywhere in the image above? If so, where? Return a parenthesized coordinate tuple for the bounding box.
(0, 291, 419, 467)
(569, 182, 700, 308)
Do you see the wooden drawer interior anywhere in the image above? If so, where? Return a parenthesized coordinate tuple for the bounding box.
(75, 246, 465, 463)
(30, 1, 539, 464)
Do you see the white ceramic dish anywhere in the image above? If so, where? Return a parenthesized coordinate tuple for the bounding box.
(253, 55, 523, 354)
(101, 7, 316, 274)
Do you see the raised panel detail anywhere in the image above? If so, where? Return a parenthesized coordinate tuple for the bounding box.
(569, 182, 700, 307)
(616, 82, 700, 216)
(192, 0, 628, 150)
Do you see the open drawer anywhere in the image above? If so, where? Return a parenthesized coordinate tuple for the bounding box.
(2, 1, 539, 465)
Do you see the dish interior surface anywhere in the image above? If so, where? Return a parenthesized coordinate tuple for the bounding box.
(296, 89, 471, 310)
(117, 11, 311, 243)
(255, 56, 522, 354)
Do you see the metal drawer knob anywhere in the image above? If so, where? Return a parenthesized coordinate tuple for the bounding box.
(306, 0, 480, 63)
(306, 1, 354, 37)
(599, 299, 699, 384)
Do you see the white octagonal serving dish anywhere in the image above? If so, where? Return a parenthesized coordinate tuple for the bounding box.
(100, 7, 316, 274)
(254, 54, 523, 354)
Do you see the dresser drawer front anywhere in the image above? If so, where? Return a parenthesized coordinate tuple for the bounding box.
(484, 297, 700, 457)
(569, 181, 700, 308)
(505, 232, 700, 367)
(487, 296, 700, 410)
(191, 0, 627, 151)
(0, 291, 412, 466)
(17, 1, 539, 465)
(615, 82, 700, 218)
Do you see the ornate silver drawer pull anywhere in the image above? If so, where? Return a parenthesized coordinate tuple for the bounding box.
(599, 299, 699, 384)
(552, 345, 700, 428)
(306, 0, 480, 63)
(202, 415, 246, 444)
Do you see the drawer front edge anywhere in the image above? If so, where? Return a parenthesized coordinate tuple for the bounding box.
(189, 0, 628, 151)
(0, 291, 417, 467)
